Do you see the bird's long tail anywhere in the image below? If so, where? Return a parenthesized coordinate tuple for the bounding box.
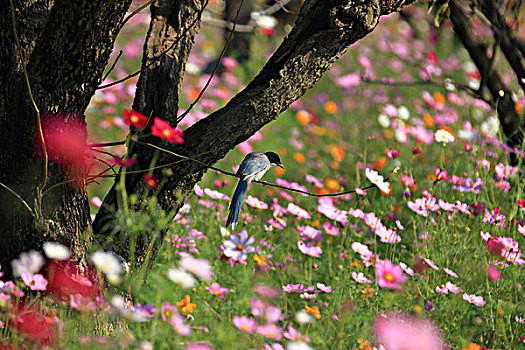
(226, 180, 249, 230)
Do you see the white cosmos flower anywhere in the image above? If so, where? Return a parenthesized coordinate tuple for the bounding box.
(43, 242, 71, 260)
(377, 114, 390, 128)
(295, 311, 314, 324)
(90, 251, 123, 276)
(397, 106, 410, 120)
(287, 341, 315, 350)
(365, 168, 391, 194)
(434, 129, 455, 144)
(167, 268, 196, 289)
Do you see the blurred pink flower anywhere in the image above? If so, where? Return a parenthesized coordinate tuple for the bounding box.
(180, 256, 213, 281)
(169, 312, 191, 336)
(374, 313, 444, 350)
(488, 266, 501, 281)
(256, 324, 283, 340)
(245, 196, 269, 209)
(375, 260, 407, 290)
(351, 272, 372, 284)
(233, 316, 257, 333)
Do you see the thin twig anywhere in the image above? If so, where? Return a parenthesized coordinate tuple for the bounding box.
(121, 0, 154, 27)
(9, 0, 48, 190)
(176, 0, 246, 124)
(136, 141, 388, 197)
(90, 140, 127, 147)
(97, 0, 209, 90)
(0, 182, 34, 215)
(101, 50, 123, 83)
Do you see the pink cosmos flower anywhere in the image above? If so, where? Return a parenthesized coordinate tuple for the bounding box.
(205, 283, 229, 299)
(284, 324, 310, 343)
(21, 274, 48, 291)
(297, 241, 322, 258)
(69, 294, 96, 311)
(373, 313, 444, 350)
(351, 272, 372, 284)
(445, 282, 462, 294)
(297, 225, 323, 242)
(223, 230, 256, 261)
(287, 203, 311, 220)
(322, 222, 339, 236)
(435, 284, 448, 294)
(317, 203, 348, 225)
(316, 283, 332, 293)
(282, 284, 304, 293)
(463, 293, 487, 306)
(245, 196, 269, 209)
(264, 305, 282, 324)
(488, 266, 501, 281)
(186, 343, 214, 350)
(233, 316, 257, 333)
(443, 267, 458, 277)
(423, 258, 439, 271)
(375, 225, 401, 244)
(256, 324, 283, 340)
(204, 188, 230, 201)
(399, 262, 415, 276)
(161, 302, 177, 321)
(255, 284, 281, 299)
(407, 196, 440, 217)
(375, 260, 408, 290)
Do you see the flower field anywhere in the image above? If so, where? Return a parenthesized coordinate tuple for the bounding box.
(1, 2, 525, 349)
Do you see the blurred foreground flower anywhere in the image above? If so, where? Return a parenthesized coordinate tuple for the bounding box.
(13, 303, 59, 346)
(373, 313, 444, 350)
(90, 251, 123, 283)
(43, 242, 71, 260)
(45, 259, 100, 299)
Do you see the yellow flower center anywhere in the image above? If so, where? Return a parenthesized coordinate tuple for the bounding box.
(163, 129, 170, 137)
(236, 244, 244, 250)
(384, 273, 394, 282)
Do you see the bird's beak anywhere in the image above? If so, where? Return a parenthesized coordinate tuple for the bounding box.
(277, 163, 284, 169)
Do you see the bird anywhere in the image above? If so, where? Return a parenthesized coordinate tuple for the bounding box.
(226, 151, 284, 230)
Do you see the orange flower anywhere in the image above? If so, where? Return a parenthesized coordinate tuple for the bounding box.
(188, 89, 200, 101)
(461, 343, 481, 350)
(293, 152, 306, 164)
(372, 157, 387, 171)
(324, 178, 340, 192)
(423, 113, 434, 127)
(303, 305, 321, 319)
(327, 144, 345, 162)
(295, 110, 310, 125)
(515, 101, 523, 115)
(176, 295, 196, 314)
(324, 101, 338, 114)
(434, 91, 445, 107)
(253, 254, 268, 267)
(275, 167, 286, 176)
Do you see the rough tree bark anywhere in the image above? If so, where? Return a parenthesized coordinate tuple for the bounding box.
(449, 0, 524, 161)
(0, 0, 131, 273)
(93, 0, 416, 260)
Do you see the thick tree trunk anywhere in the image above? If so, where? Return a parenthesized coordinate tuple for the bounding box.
(0, 0, 131, 274)
(94, 0, 415, 261)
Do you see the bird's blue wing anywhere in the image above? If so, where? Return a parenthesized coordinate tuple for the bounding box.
(237, 152, 269, 181)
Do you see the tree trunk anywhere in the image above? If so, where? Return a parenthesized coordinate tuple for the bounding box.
(0, 0, 131, 275)
(93, 0, 415, 261)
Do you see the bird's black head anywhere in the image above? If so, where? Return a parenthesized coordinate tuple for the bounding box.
(264, 152, 284, 168)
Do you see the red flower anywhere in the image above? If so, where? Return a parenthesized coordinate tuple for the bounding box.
(45, 260, 100, 299)
(13, 303, 59, 346)
(34, 113, 91, 187)
(151, 117, 184, 144)
(123, 109, 148, 129)
(144, 173, 159, 189)
(486, 237, 504, 257)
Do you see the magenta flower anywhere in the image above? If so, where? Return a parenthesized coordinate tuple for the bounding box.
(375, 260, 408, 290)
(488, 266, 501, 281)
(297, 241, 322, 258)
(21, 273, 48, 291)
(256, 324, 283, 340)
(233, 316, 257, 333)
(463, 293, 487, 306)
(374, 313, 444, 350)
(205, 282, 229, 299)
